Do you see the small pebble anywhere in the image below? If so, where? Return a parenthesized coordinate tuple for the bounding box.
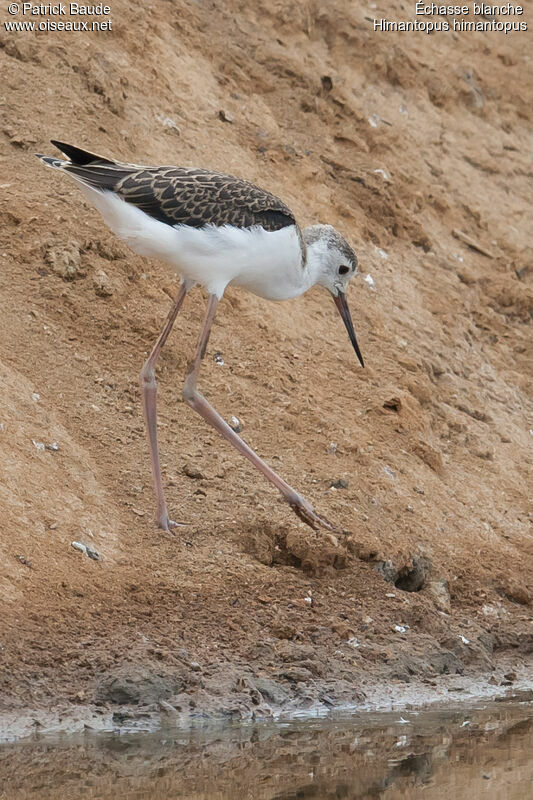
(183, 463, 205, 479)
(93, 270, 113, 297)
(331, 478, 348, 489)
(394, 625, 408, 634)
(230, 416, 242, 433)
(71, 541, 101, 560)
(373, 168, 390, 182)
(156, 114, 181, 135)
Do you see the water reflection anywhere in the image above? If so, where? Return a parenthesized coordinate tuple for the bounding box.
(1, 700, 532, 799)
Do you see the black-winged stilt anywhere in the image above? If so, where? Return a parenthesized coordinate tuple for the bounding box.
(36, 141, 364, 533)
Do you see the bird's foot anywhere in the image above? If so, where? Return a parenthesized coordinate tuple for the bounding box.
(289, 497, 337, 533)
(157, 510, 188, 534)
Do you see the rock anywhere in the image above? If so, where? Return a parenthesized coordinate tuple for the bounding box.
(229, 415, 242, 433)
(254, 677, 289, 706)
(331, 478, 349, 489)
(44, 239, 83, 280)
(372, 559, 397, 583)
(218, 109, 234, 123)
(278, 666, 313, 683)
(85, 545, 101, 561)
(424, 579, 451, 612)
(182, 463, 205, 479)
(71, 541, 101, 560)
(95, 667, 185, 706)
(276, 642, 318, 662)
(93, 269, 113, 297)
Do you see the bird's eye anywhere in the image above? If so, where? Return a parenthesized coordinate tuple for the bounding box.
(338, 265, 350, 275)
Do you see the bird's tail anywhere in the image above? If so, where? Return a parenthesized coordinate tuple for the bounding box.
(36, 153, 71, 171)
(37, 140, 116, 166)
(35, 140, 134, 192)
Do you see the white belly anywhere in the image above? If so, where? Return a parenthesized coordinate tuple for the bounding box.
(79, 186, 305, 300)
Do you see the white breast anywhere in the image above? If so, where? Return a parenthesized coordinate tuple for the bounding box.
(78, 186, 305, 300)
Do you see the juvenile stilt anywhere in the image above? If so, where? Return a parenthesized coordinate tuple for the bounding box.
(37, 141, 366, 532)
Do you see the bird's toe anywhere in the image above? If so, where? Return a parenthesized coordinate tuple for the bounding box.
(157, 513, 188, 534)
(290, 501, 337, 533)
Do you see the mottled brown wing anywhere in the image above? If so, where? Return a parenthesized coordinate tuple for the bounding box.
(116, 167, 297, 232)
(55, 142, 296, 232)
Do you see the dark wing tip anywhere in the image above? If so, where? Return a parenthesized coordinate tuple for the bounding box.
(50, 140, 114, 166)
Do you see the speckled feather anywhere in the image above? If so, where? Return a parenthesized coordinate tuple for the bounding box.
(46, 140, 297, 233)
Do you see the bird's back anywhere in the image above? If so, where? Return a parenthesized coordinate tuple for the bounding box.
(39, 141, 297, 233)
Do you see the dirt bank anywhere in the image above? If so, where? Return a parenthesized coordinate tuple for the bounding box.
(0, 1, 531, 734)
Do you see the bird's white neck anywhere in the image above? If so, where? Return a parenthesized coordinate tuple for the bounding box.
(301, 237, 329, 293)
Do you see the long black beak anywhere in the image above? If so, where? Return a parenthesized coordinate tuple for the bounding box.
(332, 292, 364, 367)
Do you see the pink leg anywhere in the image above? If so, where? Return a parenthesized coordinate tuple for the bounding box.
(182, 294, 336, 532)
(139, 282, 188, 531)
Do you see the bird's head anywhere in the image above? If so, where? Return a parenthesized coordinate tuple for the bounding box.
(303, 224, 364, 367)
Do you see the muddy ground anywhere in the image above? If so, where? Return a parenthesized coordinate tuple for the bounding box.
(0, 1, 532, 738)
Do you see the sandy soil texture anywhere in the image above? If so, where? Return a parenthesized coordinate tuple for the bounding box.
(0, 1, 532, 734)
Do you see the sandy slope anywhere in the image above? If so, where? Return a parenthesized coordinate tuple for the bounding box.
(0, 0, 531, 728)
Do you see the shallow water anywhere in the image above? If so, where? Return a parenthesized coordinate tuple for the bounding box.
(1, 698, 532, 799)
